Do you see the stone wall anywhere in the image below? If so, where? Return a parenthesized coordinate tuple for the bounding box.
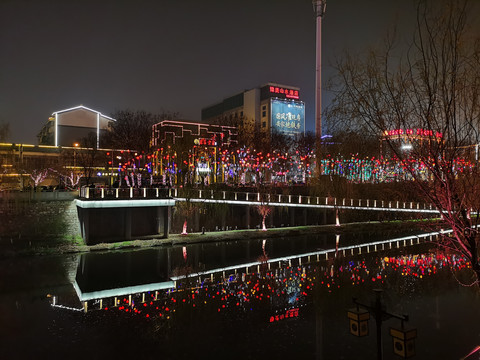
(0, 191, 81, 245)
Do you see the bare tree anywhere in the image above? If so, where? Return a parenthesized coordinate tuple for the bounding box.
(328, 0, 480, 283)
(107, 109, 178, 153)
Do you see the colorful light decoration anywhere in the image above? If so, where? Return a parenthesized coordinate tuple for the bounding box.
(76, 251, 471, 327)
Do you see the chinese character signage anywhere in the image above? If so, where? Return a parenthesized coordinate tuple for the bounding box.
(384, 128, 443, 138)
(260, 85, 301, 100)
(269, 86, 299, 99)
(271, 99, 305, 136)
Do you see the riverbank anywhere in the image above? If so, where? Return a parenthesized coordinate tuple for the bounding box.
(4, 219, 439, 258)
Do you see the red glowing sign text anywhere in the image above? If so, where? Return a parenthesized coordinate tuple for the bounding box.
(198, 139, 216, 146)
(385, 129, 443, 138)
(269, 308, 299, 323)
(269, 86, 299, 99)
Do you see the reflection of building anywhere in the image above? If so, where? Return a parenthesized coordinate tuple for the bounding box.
(37, 105, 115, 148)
(201, 83, 305, 142)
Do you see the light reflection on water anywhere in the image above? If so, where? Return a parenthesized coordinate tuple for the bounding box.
(1, 232, 480, 359)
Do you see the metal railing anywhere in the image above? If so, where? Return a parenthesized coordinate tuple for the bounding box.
(79, 187, 170, 200)
(77, 186, 440, 214)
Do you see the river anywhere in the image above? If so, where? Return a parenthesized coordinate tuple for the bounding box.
(1, 228, 479, 359)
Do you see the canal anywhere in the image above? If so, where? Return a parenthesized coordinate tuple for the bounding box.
(1, 227, 479, 359)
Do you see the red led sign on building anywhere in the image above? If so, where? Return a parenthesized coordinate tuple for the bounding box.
(269, 86, 300, 99)
(198, 138, 217, 146)
(384, 128, 443, 138)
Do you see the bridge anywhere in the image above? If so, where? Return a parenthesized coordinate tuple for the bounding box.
(75, 186, 441, 245)
(78, 186, 439, 214)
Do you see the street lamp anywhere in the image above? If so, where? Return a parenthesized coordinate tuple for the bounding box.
(347, 289, 417, 359)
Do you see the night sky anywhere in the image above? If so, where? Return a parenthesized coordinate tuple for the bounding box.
(1, 0, 419, 144)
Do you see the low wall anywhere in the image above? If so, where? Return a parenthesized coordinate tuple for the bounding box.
(0, 191, 81, 245)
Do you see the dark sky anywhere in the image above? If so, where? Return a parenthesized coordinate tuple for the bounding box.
(1, 0, 419, 144)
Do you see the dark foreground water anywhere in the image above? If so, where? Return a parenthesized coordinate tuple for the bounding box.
(1, 229, 480, 360)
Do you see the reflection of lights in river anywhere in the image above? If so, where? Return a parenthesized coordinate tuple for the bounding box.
(77, 252, 471, 323)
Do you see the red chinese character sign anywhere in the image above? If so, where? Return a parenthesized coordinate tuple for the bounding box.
(384, 128, 443, 139)
(268, 86, 300, 99)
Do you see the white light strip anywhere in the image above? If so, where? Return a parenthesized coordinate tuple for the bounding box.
(75, 199, 175, 209)
(73, 280, 175, 302)
(52, 105, 116, 121)
(51, 304, 83, 312)
(174, 197, 439, 214)
(97, 113, 100, 149)
(55, 113, 58, 147)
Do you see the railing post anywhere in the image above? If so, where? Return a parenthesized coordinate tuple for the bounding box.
(86, 187, 89, 199)
(374, 199, 377, 207)
(130, 187, 133, 198)
(299, 195, 302, 204)
(410, 202, 413, 209)
(116, 188, 119, 198)
(342, 198, 345, 206)
(223, 191, 225, 200)
(156, 188, 159, 198)
(257, 193, 260, 202)
(235, 192, 237, 200)
(199, 190, 202, 198)
(101, 188, 104, 199)
(367, 199, 369, 207)
(143, 188, 147, 198)
(289, 195, 292, 203)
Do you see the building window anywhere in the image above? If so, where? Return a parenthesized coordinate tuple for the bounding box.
(240, 111, 243, 117)
(262, 111, 266, 117)
(262, 121, 267, 128)
(262, 105, 266, 111)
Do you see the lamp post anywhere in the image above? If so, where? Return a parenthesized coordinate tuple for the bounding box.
(347, 289, 416, 359)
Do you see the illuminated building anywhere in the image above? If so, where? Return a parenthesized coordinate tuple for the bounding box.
(151, 120, 238, 182)
(201, 83, 305, 144)
(151, 120, 237, 148)
(37, 105, 115, 148)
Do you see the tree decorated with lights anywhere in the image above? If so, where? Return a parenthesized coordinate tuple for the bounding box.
(328, 0, 480, 284)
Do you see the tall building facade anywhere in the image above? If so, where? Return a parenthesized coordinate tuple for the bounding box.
(201, 83, 305, 145)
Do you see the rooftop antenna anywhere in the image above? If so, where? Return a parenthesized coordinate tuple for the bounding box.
(313, 0, 326, 140)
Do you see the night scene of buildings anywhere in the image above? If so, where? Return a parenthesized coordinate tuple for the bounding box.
(1, 1, 480, 359)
